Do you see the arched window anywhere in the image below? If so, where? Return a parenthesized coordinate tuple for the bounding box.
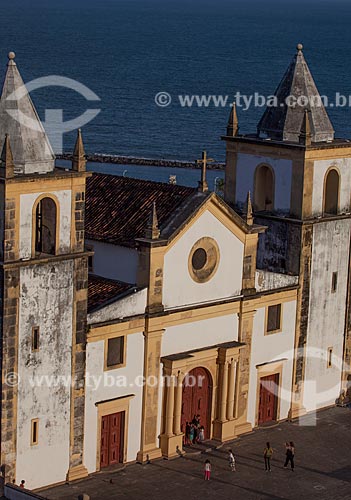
(35, 197, 57, 255)
(324, 169, 339, 215)
(254, 165, 274, 211)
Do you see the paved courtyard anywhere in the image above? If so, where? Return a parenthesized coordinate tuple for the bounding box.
(41, 407, 351, 500)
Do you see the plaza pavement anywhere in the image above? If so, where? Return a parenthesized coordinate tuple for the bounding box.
(41, 407, 351, 500)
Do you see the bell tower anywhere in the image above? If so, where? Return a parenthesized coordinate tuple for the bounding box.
(0, 52, 90, 488)
(223, 44, 351, 418)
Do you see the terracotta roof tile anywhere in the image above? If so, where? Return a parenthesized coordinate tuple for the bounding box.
(88, 274, 135, 312)
(85, 173, 196, 246)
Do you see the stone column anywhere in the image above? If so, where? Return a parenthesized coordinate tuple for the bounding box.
(226, 360, 236, 421)
(160, 366, 184, 458)
(220, 362, 229, 422)
(173, 373, 183, 435)
(165, 376, 175, 436)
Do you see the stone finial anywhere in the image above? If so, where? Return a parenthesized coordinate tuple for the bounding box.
(227, 103, 239, 137)
(296, 43, 303, 53)
(196, 150, 213, 193)
(145, 202, 160, 240)
(7, 51, 16, 66)
(0, 134, 15, 178)
(244, 191, 253, 226)
(299, 109, 312, 146)
(72, 129, 86, 172)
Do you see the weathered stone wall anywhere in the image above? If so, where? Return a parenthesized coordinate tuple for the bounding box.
(16, 261, 74, 489)
(304, 219, 351, 411)
(0, 267, 20, 482)
(255, 216, 301, 275)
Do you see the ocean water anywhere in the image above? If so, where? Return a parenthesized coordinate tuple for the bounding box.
(0, 0, 351, 165)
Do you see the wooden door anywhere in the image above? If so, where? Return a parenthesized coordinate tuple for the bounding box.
(258, 374, 279, 425)
(181, 367, 212, 439)
(100, 411, 125, 468)
(100, 415, 110, 468)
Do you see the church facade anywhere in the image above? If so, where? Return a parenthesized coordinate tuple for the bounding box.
(0, 45, 348, 490)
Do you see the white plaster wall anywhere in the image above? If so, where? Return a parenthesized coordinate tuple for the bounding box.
(235, 153, 292, 212)
(163, 210, 244, 310)
(304, 220, 350, 412)
(247, 301, 297, 426)
(87, 288, 147, 325)
(19, 190, 72, 258)
(255, 270, 299, 292)
(16, 261, 73, 489)
(84, 332, 144, 473)
(162, 314, 239, 357)
(311, 158, 351, 216)
(87, 240, 139, 284)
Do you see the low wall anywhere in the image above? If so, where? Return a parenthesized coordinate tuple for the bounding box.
(4, 484, 46, 500)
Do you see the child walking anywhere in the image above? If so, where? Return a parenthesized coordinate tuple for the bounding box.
(228, 449, 236, 471)
(204, 459, 211, 480)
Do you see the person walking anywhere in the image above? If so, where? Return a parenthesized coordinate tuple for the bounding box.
(204, 459, 211, 480)
(228, 449, 236, 471)
(284, 441, 295, 471)
(184, 421, 191, 445)
(198, 426, 205, 443)
(263, 442, 273, 472)
(189, 424, 195, 445)
(19, 480, 25, 489)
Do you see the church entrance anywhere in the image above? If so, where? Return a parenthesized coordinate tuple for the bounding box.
(258, 374, 279, 425)
(181, 367, 212, 439)
(100, 411, 125, 468)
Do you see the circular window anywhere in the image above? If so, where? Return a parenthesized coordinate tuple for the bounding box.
(188, 237, 220, 283)
(192, 248, 207, 270)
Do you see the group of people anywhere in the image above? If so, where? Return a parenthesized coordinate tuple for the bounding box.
(263, 441, 295, 472)
(12, 479, 26, 488)
(203, 441, 295, 480)
(184, 414, 205, 445)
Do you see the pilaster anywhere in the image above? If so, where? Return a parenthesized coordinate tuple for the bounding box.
(137, 323, 165, 462)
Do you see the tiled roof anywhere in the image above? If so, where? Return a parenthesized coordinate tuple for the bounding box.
(85, 173, 197, 246)
(88, 274, 135, 313)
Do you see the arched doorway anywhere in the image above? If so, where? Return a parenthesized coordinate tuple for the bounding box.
(254, 165, 274, 211)
(181, 367, 212, 440)
(324, 169, 339, 215)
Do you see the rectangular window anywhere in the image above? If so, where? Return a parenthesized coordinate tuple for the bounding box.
(31, 419, 39, 446)
(106, 336, 125, 369)
(331, 272, 338, 293)
(86, 244, 94, 272)
(327, 347, 333, 368)
(266, 304, 282, 333)
(32, 326, 40, 352)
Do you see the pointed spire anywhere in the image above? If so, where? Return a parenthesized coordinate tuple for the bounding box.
(145, 202, 160, 240)
(0, 134, 15, 178)
(244, 191, 253, 225)
(257, 43, 334, 143)
(299, 109, 312, 146)
(227, 103, 239, 137)
(72, 129, 86, 172)
(0, 52, 55, 174)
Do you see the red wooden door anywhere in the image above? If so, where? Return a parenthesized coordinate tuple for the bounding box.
(100, 411, 125, 468)
(181, 367, 212, 439)
(100, 415, 109, 468)
(258, 374, 279, 424)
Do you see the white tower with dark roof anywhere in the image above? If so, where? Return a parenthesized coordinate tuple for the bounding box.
(0, 52, 90, 488)
(223, 44, 351, 419)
